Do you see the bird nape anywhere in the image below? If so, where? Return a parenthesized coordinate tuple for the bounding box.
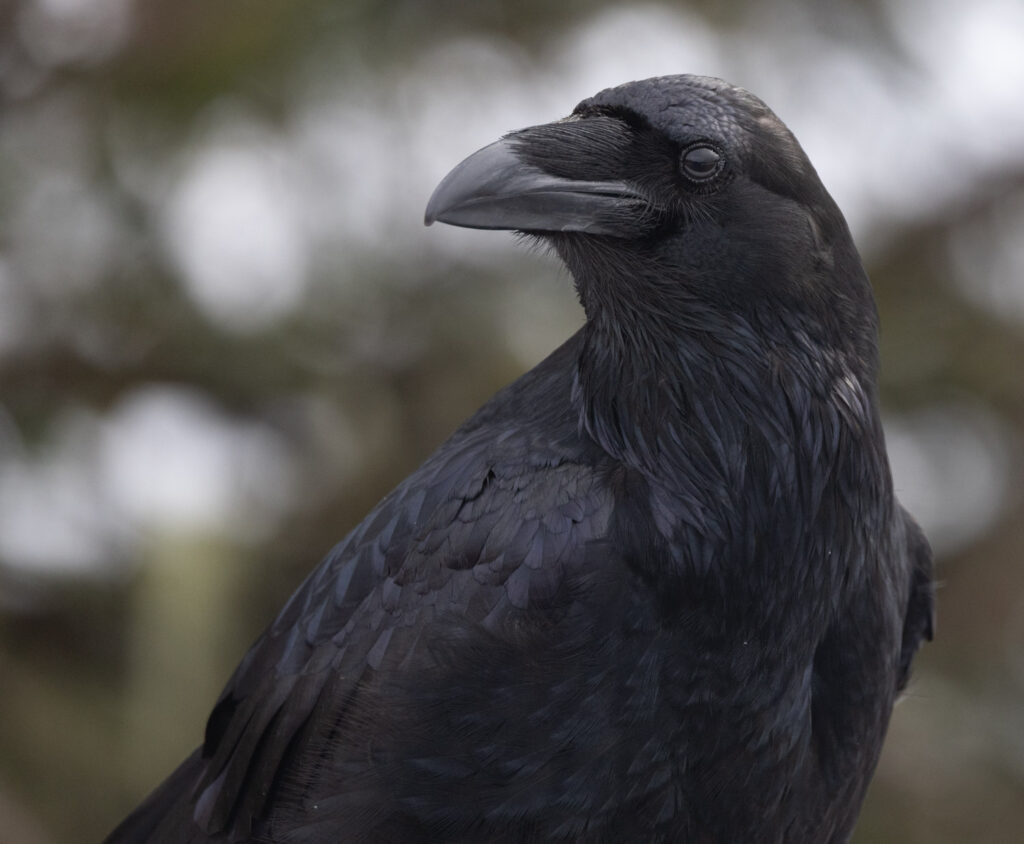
(107, 74, 933, 844)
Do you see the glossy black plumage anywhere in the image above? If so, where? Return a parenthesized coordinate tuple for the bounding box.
(108, 75, 933, 843)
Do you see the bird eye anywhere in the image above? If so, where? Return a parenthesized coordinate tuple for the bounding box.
(680, 144, 723, 183)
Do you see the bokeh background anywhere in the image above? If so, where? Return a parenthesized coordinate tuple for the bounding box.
(1, 0, 1022, 841)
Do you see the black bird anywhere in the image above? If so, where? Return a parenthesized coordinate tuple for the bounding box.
(108, 75, 933, 843)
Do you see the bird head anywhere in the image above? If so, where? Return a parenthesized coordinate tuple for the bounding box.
(426, 75, 876, 372)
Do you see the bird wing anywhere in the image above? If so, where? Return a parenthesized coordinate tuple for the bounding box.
(897, 507, 934, 691)
(113, 335, 617, 841)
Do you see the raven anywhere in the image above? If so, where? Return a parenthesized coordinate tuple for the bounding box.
(108, 75, 933, 843)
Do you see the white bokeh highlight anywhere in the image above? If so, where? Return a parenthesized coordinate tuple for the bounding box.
(162, 119, 309, 332)
(98, 387, 298, 540)
(886, 404, 1015, 554)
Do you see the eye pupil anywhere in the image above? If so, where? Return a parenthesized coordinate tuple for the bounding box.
(681, 145, 722, 182)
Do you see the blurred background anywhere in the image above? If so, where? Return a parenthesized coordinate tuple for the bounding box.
(1, 0, 1022, 841)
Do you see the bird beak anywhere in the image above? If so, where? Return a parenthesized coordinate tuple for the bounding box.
(424, 135, 649, 237)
